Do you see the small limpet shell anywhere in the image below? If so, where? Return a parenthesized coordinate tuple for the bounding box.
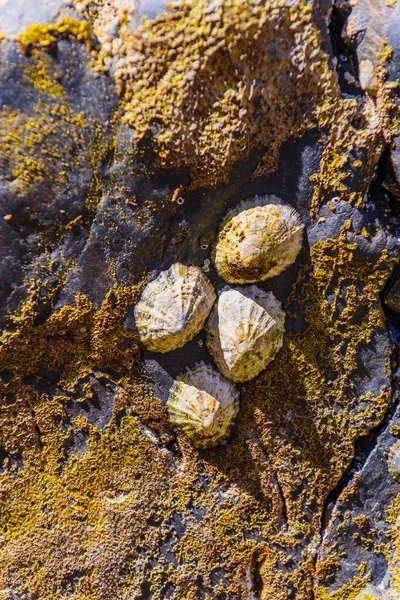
(213, 195, 304, 284)
(134, 263, 216, 353)
(167, 362, 240, 448)
(342, 11, 368, 47)
(206, 285, 285, 382)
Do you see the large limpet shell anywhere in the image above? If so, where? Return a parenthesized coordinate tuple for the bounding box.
(206, 285, 285, 382)
(134, 263, 216, 352)
(213, 195, 304, 284)
(167, 362, 240, 449)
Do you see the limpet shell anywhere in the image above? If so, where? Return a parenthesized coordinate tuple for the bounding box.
(134, 263, 216, 352)
(206, 285, 285, 382)
(213, 195, 304, 284)
(167, 362, 240, 449)
(342, 11, 368, 47)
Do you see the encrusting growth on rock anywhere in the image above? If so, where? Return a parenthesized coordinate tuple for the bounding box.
(134, 262, 216, 353)
(0, 0, 398, 596)
(213, 196, 304, 284)
(206, 285, 285, 382)
(167, 362, 240, 448)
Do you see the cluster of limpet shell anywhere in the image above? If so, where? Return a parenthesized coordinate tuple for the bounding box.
(134, 195, 303, 448)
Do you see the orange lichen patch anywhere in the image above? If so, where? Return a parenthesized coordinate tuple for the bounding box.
(315, 546, 341, 587)
(315, 576, 367, 599)
(0, 408, 174, 599)
(0, 97, 106, 203)
(0, 288, 280, 598)
(246, 225, 394, 596)
(89, 0, 398, 216)
(256, 546, 316, 599)
(0, 37, 115, 230)
(0, 284, 141, 391)
(384, 485, 400, 597)
(309, 97, 386, 216)
(24, 49, 65, 96)
(88, 0, 399, 213)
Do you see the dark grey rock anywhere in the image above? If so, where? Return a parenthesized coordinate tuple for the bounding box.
(385, 273, 400, 313)
(392, 136, 400, 188)
(0, 39, 118, 327)
(316, 396, 400, 596)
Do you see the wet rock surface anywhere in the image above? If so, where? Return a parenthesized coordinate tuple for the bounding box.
(0, 0, 399, 599)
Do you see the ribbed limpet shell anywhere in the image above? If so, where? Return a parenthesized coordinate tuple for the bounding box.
(206, 285, 285, 382)
(167, 362, 240, 449)
(213, 195, 304, 284)
(134, 263, 216, 352)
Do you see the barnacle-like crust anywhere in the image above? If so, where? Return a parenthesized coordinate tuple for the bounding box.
(167, 362, 240, 448)
(213, 196, 304, 284)
(134, 263, 216, 353)
(206, 285, 285, 382)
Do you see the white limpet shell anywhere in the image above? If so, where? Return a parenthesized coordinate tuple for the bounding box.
(213, 195, 304, 284)
(167, 362, 240, 449)
(206, 285, 285, 382)
(134, 263, 216, 352)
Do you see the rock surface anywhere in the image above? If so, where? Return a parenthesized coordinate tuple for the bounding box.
(0, 0, 69, 37)
(0, 0, 399, 599)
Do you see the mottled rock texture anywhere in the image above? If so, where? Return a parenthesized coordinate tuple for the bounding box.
(0, 0, 399, 599)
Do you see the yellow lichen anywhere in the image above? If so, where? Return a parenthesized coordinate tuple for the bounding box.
(112, 0, 338, 188)
(24, 50, 64, 96)
(16, 17, 92, 53)
(0, 222, 394, 597)
(315, 576, 366, 599)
